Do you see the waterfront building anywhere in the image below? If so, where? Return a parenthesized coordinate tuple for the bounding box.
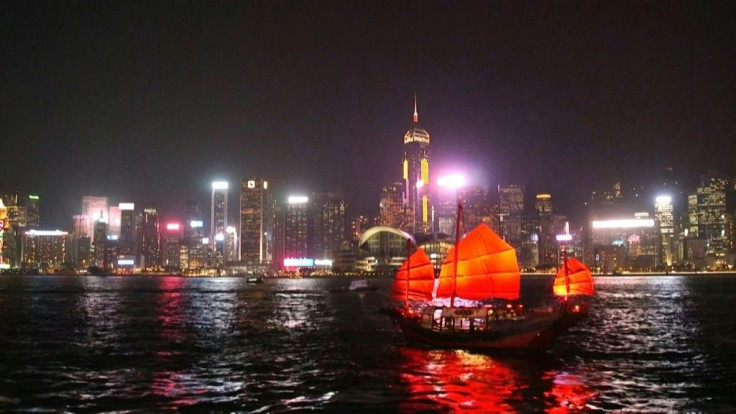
(379, 181, 412, 231)
(654, 195, 675, 267)
(118, 203, 135, 257)
(498, 184, 525, 248)
(357, 226, 414, 272)
(25, 195, 39, 228)
(535, 194, 556, 267)
(309, 191, 346, 261)
(92, 215, 108, 268)
(162, 223, 181, 269)
(137, 206, 160, 269)
(694, 173, 732, 268)
(283, 195, 309, 261)
(21, 230, 69, 270)
(239, 178, 272, 269)
(589, 214, 659, 272)
(210, 181, 228, 266)
(107, 205, 121, 237)
(349, 215, 374, 242)
(82, 196, 108, 244)
(402, 95, 432, 234)
(458, 186, 495, 233)
(184, 201, 205, 270)
(225, 226, 238, 263)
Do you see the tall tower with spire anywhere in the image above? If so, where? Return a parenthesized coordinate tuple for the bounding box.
(402, 93, 432, 234)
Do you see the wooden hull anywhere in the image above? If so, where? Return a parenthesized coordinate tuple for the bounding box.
(387, 304, 587, 353)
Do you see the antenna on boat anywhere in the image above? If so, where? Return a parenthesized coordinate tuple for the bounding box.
(405, 237, 412, 311)
(450, 199, 464, 308)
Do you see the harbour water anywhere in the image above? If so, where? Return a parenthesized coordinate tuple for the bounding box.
(0, 274, 735, 412)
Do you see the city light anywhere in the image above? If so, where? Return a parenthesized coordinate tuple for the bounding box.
(202, 238, 210, 245)
(212, 181, 229, 190)
(437, 174, 466, 188)
(215, 233, 225, 241)
(226, 226, 236, 234)
(288, 196, 308, 204)
(556, 234, 573, 242)
(656, 195, 672, 204)
(314, 259, 333, 266)
(284, 258, 314, 267)
(27, 230, 65, 237)
(119, 202, 135, 210)
(26, 230, 67, 236)
(190, 220, 203, 228)
(591, 219, 655, 229)
(166, 223, 180, 230)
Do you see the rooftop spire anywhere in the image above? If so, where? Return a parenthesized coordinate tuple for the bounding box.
(413, 92, 418, 124)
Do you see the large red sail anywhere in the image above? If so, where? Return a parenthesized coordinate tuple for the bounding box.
(554, 258, 595, 297)
(392, 248, 436, 302)
(436, 223, 521, 301)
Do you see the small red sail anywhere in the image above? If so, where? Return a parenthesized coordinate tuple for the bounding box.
(436, 223, 521, 301)
(392, 248, 436, 302)
(554, 258, 595, 297)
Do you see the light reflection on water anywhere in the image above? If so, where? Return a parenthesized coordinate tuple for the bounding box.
(0, 274, 734, 411)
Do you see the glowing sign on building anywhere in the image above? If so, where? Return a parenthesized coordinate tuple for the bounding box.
(314, 259, 333, 267)
(119, 203, 135, 210)
(212, 181, 229, 190)
(26, 230, 67, 236)
(288, 196, 308, 204)
(166, 223, 180, 231)
(190, 220, 203, 228)
(284, 258, 314, 267)
(437, 174, 466, 188)
(591, 219, 655, 229)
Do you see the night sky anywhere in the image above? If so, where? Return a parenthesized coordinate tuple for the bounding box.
(2, 1, 734, 228)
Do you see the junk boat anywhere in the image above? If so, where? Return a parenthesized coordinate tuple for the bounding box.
(384, 202, 592, 353)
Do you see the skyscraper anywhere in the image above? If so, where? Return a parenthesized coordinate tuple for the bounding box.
(211, 181, 228, 266)
(402, 94, 432, 234)
(118, 203, 135, 257)
(239, 178, 272, 268)
(138, 206, 160, 269)
(184, 201, 205, 270)
(498, 184, 525, 247)
(284, 195, 309, 259)
(379, 181, 412, 230)
(309, 191, 346, 260)
(81, 196, 108, 243)
(695, 173, 731, 267)
(654, 195, 675, 267)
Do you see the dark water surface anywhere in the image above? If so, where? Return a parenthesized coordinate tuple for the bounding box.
(1, 275, 735, 412)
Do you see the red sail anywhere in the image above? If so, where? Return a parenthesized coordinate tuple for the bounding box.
(392, 248, 436, 302)
(436, 223, 520, 301)
(554, 258, 595, 297)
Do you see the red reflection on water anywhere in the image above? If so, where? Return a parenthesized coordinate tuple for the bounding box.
(544, 371, 595, 413)
(399, 347, 519, 412)
(156, 276, 186, 345)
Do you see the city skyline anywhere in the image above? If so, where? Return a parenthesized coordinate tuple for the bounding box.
(2, 2, 734, 228)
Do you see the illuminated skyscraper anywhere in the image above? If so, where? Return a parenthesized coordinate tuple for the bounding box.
(118, 203, 135, 257)
(25, 195, 39, 228)
(82, 196, 108, 243)
(211, 181, 228, 266)
(184, 201, 205, 270)
(498, 184, 525, 246)
(239, 178, 272, 268)
(137, 206, 160, 269)
(380, 181, 412, 230)
(92, 215, 108, 268)
(654, 195, 675, 266)
(695, 173, 731, 267)
(284, 195, 309, 260)
(162, 223, 181, 269)
(309, 191, 346, 260)
(402, 94, 432, 234)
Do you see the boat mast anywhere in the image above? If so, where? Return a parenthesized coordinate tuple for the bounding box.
(563, 243, 570, 300)
(405, 238, 411, 310)
(450, 200, 463, 308)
